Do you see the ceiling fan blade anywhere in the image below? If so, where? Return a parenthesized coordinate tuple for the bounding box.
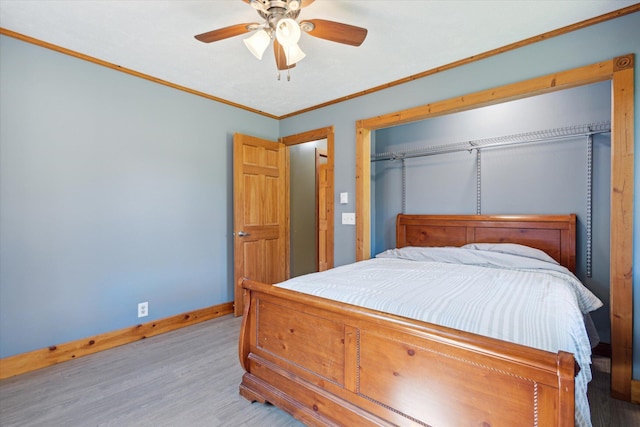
(194, 23, 256, 43)
(301, 19, 367, 46)
(274, 39, 296, 70)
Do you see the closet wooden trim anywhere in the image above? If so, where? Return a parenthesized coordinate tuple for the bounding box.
(355, 54, 635, 400)
(610, 55, 635, 400)
(632, 380, 640, 404)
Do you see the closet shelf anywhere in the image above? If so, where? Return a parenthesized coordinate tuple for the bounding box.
(371, 121, 611, 162)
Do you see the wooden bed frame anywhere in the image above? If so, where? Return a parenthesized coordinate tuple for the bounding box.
(239, 214, 578, 426)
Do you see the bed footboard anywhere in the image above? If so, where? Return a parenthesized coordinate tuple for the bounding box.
(239, 278, 575, 426)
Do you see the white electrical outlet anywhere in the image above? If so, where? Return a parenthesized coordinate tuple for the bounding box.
(138, 301, 148, 318)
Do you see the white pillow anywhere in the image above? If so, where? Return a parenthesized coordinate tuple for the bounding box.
(461, 243, 559, 265)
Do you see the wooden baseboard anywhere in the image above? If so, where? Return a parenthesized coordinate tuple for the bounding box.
(0, 302, 233, 380)
(594, 342, 639, 405)
(632, 380, 640, 405)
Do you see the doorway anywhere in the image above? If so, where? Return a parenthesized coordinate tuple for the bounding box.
(281, 127, 335, 277)
(288, 140, 327, 277)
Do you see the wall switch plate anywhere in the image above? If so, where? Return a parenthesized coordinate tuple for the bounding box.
(340, 192, 348, 204)
(138, 302, 148, 318)
(342, 212, 356, 225)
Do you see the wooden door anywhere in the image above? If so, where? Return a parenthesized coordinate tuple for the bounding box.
(316, 149, 330, 271)
(233, 133, 288, 316)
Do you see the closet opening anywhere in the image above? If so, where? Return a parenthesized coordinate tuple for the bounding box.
(355, 55, 634, 400)
(370, 81, 611, 346)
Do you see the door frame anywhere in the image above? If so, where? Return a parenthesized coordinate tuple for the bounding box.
(316, 148, 328, 271)
(281, 126, 335, 273)
(355, 55, 635, 400)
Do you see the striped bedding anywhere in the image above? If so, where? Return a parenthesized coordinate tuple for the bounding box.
(275, 245, 603, 427)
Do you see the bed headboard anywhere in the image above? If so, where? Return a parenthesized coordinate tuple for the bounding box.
(396, 214, 577, 272)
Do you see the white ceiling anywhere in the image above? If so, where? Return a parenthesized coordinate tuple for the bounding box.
(0, 1, 635, 117)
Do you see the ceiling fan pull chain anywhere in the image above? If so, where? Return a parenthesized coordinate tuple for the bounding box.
(277, 71, 281, 81)
(287, 69, 291, 81)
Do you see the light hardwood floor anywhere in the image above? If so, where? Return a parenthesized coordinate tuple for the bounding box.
(0, 315, 638, 426)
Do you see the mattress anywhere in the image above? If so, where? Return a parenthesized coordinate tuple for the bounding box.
(276, 244, 603, 427)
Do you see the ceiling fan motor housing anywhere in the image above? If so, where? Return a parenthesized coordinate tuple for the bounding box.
(252, 0, 302, 28)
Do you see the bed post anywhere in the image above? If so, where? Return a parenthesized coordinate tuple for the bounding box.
(557, 351, 576, 426)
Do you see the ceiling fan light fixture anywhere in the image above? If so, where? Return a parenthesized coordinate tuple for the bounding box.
(243, 29, 271, 60)
(288, 0, 301, 11)
(275, 18, 301, 47)
(284, 43, 305, 66)
(195, 1, 368, 75)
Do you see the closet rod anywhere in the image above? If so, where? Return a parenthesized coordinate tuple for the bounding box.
(371, 121, 611, 162)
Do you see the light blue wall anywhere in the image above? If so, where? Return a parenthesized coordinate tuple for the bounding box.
(1, 11, 639, 378)
(279, 12, 640, 377)
(0, 35, 278, 358)
(373, 82, 611, 343)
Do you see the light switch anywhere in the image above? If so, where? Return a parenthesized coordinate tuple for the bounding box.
(340, 192, 348, 204)
(342, 213, 356, 225)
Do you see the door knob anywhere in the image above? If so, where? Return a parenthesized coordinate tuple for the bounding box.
(237, 231, 250, 237)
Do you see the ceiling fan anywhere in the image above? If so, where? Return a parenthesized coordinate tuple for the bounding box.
(194, 0, 368, 79)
